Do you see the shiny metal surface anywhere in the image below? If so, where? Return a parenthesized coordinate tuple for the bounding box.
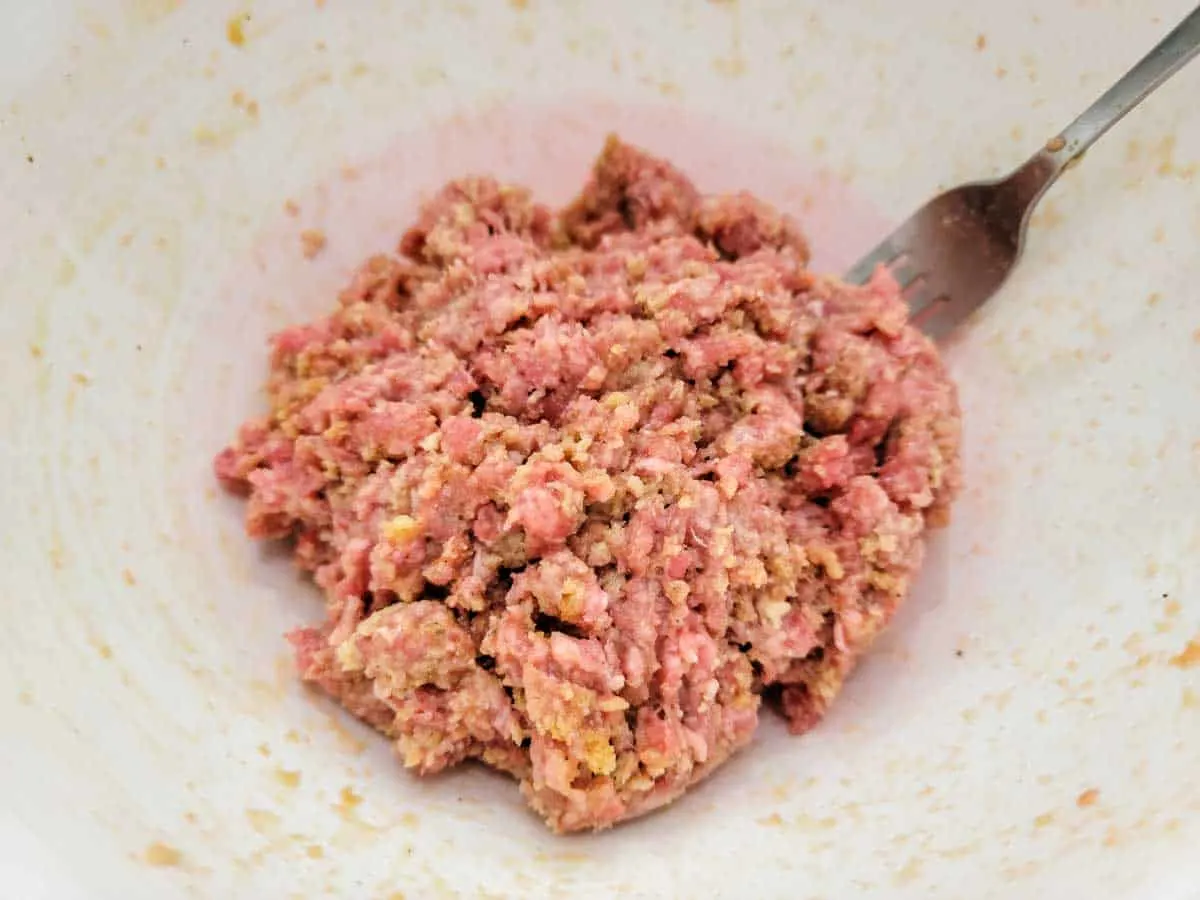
(845, 4, 1200, 340)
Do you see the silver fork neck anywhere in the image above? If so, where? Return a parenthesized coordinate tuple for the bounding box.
(1018, 5, 1200, 202)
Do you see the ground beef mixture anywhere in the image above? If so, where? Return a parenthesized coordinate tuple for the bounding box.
(215, 137, 961, 833)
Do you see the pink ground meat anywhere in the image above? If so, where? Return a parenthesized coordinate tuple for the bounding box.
(215, 136, 961, 833)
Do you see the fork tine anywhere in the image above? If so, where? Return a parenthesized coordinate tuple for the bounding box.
(910, 296, 963, 342)
(890, 256, 925, 291)
(842, 236, 903, 285)
(907, 290, 947, 323)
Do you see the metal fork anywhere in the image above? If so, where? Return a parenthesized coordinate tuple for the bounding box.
(844, 6, 1200, 340)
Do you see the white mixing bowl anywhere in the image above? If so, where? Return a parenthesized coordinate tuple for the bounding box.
(3, 1, 1199, 897)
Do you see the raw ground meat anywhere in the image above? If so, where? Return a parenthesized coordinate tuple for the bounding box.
(215, 136, 962, 833)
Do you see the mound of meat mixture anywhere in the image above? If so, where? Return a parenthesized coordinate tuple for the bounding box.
(215, 137, 961, 833)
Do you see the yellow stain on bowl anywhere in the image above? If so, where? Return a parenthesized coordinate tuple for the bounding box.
(983, 689, 1013, 711)
(893, 856, 923, 886)
(1077, 788, 1101, 808)
(227, 14, 249, 47)
(1153, 135, 1178, 177)
(323, 713, 369, 755)
(1168, 637, 1200, 669)
(534, 850, 591, 866)
(246, 809, 282, 835)
(249, 677, 286, 705)
(713, 56, 747, 77)
(231, 90, 260, 119)
(1003, 859, 1042, 880)
(57, 257, 78, 286)
(1132, 653, 1156, 670)
(127, 0, 183, 26)
(193, 125, 221, 146)
(300, 229, 327, 259)
(769, 776, 800, 800)
(1122, 632, 1145, 657)
(44, 525, 68, 571)
(338, 786, 363, 811)
(793, 813, 838, 831)
(143, 841, 184, 867)
(332, 785, 380, 833)
(937, 841, 980, 860)
(1031, 200, 1064, 229)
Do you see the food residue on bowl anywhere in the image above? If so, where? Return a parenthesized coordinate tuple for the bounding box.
(300, 229, 327, 259)
(143, 841, 184, 868)
(226, 14, 248, 48)
(1076, 787, 1100, 808)
(1169, 637, 1200, 669)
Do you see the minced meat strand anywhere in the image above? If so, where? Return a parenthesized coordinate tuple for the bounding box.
(214, 135, 962, 833)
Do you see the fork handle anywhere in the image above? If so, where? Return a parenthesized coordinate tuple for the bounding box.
(1014, 6, 1200, 206)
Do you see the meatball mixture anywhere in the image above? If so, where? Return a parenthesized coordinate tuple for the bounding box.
(215, 136, 961, 832)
